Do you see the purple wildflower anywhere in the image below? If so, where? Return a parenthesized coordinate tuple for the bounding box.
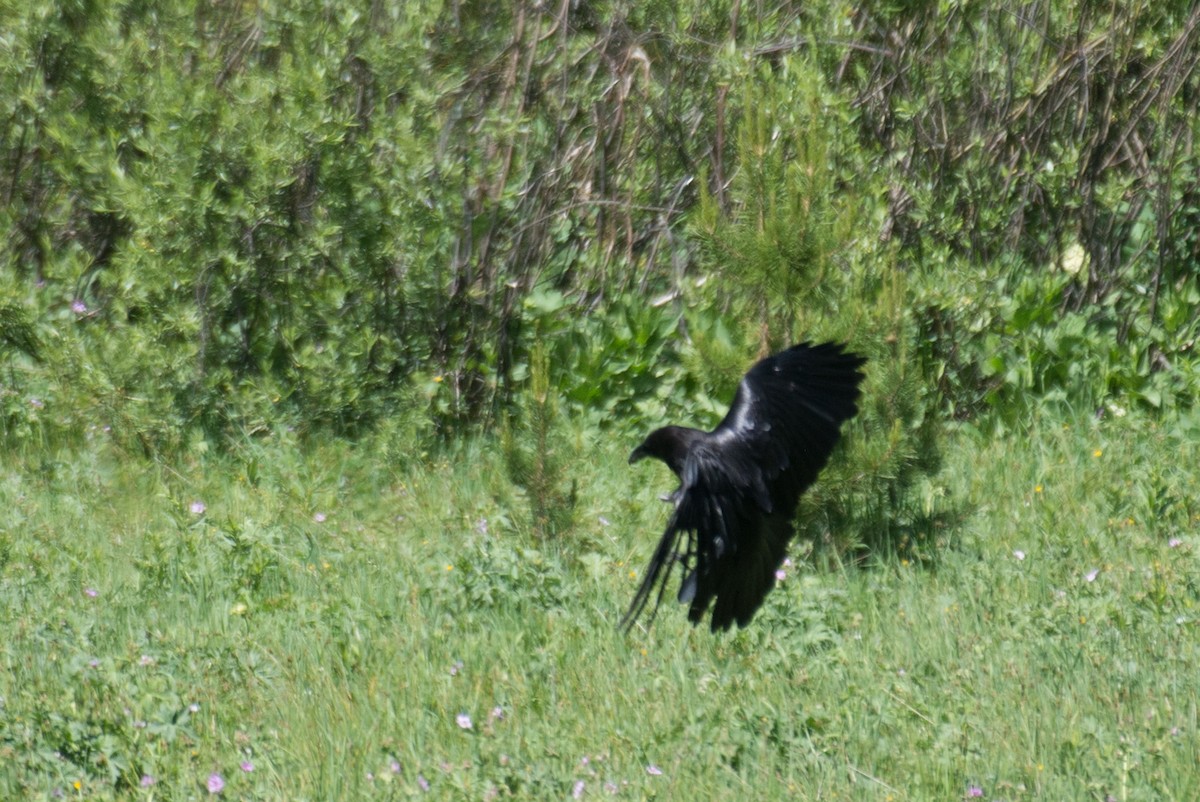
(240, 760, 254, 773)
(966, 786, 984, 798)
(190, 500, 206, 515)
(84, 588, 98, 598)
(313, 512, 327, 523)
(456, 712, 473, 730)
(71, 300, 88, 315)
(573, 779, 586, 799)
(207, 773, 225, 794)
(140, 775, 156, 787)
(417, 774, 430, 792)
(646, 764, 663, 776)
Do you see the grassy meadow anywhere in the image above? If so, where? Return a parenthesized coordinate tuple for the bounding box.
(2, 405, 1198, 801)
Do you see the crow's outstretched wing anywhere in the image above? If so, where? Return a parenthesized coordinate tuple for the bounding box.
(710, 342, 866, 508)
(623, 343, 865, 632)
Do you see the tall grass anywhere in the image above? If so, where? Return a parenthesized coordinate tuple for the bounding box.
(1, 407, 1198, 800)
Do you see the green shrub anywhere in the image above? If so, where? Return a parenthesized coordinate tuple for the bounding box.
(687, 57, 946, 559)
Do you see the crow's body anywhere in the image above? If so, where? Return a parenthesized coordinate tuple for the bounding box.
(623, 342, 866, 632)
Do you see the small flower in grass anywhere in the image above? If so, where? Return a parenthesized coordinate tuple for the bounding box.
(189, 702, 201, 713)
(84, 587, 98, 598)
(456, 712, 473, 730)
(1093, 448, 1103, 458)
(313, 511, 326, 523)
(140, 775, 156, 787)
(417, 774, 430, 792)
(71, 300, 88, 315)
(190, 500, 206, 516)
(774, 568, 786, 582)
(646, 764, 663, 776)
(139, 654, 154, 666)
(29, 397, 44, 409)
(1085, 568, 1100, 582)
(475, 517, 488, 534)
(573, 779, 586, 799)
(240, 760, 254, 773)
(389, 758, 401, 774)
(1169, 538, 1183, 548)
(598, 515, 610, 527)
(449, 660, 463, 676)
(1013, 549, 1026, 561)
(966, 786, 984, 798)
(88, 658, 100, 668)
(207, 772, 225, 794)
(490, 705, 504, 721)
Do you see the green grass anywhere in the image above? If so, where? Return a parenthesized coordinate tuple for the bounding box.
(2, 408, 1198, 800)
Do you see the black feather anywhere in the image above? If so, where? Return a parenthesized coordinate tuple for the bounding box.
(623, 342, 866, 633)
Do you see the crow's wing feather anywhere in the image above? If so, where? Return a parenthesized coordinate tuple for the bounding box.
(694, 343, 865, 629)
(710, 342, 865, 506)
(621, 452, 748, 632)
(619, 507, 688, 631)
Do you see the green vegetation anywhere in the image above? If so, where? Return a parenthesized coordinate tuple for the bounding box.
(1, 0, 1198, 799)
(2, 412, 1198, 799)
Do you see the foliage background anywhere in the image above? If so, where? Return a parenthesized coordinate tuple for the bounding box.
(4, 0, 1197, 447)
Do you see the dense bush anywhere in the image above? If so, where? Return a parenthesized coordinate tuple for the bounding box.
(685, 58, 944, 555)
(842, 2, 1200, 414)
(1, 1, 1197, 497)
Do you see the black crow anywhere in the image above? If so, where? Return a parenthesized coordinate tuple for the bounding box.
(623, 342, 866, 632)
